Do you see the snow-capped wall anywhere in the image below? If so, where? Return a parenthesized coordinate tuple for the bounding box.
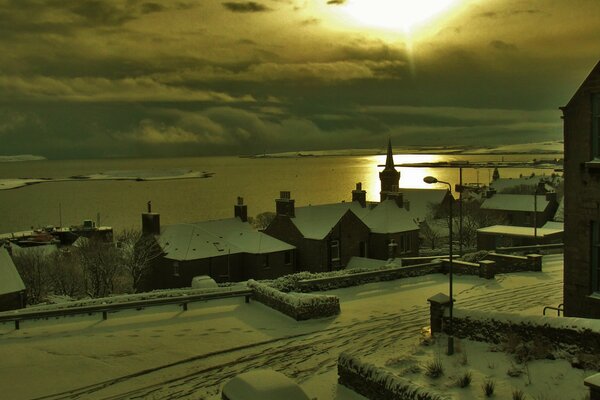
(247, 280, 340, 320)
(338, 352, 450, 400)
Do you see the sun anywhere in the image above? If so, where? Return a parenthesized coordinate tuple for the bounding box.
(338, 0, 459, 33)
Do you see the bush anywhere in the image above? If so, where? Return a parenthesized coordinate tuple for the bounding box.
(424, 358, 444, 378)
(482, 378, 495, 397)
(454, 371, 472, 388)
(512, 389, 526, 400)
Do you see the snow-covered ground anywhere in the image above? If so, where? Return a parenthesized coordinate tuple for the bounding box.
(0, 254, 565, 399)
(0, 169, 213, 190)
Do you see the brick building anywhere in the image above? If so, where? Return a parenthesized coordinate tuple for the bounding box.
(562, 60, 600, 318)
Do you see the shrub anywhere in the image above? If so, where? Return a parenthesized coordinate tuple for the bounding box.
(512, 389, 526, 400)
(482, 378, 495, 397)
(507, 363, 523, 377)
(454, 371, 472, 388)
(424, 358, 444, 378)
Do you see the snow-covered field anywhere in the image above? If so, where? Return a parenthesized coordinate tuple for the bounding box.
(0, 254, 565, 399)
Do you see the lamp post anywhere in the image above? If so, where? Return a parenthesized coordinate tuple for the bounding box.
(424, 176, 454, 355)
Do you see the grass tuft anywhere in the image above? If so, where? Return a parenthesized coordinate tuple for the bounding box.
(482, 378, 495, 397)
(424, 358, 444, 378)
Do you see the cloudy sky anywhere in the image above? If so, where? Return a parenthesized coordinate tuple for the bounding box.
(0, 0, 599, 159)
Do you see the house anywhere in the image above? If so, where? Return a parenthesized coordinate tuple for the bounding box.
(0, 247, 26, 311)
(143, 198, 296, 289)
(490, 174, 562, 194)
(562, 59, 600, 318)
(400, 188, 454, 223)
(480, 192, 559, 227)
(264, 192, 371, 272)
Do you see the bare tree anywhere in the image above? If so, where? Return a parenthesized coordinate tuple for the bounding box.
(76, 237, 123, 298)
(48, 250, 84, 298)
(117, 229, 162, 292)
(250, 211, 276, 230)
(12, 249, 52, 304)
(420, 221, 442, 250)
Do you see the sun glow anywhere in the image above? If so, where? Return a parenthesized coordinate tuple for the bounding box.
(339, 0, 459, 33)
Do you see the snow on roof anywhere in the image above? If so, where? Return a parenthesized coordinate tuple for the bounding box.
(400, 188, 449, 221)
(477, 225, 563, 238)
(553, 198, 564, 222)
(291, 202, 367, 240)
(160, 218, 294, 261)
(490, 175, 557, 192)
(481, 194, 550, 212)
(0, 247, 26, 295)
(221, 369, 311, 400)
(360, 199, 419, 234)
(542, 221, 564, 230)
(10, 243, 58, 257)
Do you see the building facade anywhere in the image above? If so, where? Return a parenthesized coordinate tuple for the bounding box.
(563, 60, 600, 318)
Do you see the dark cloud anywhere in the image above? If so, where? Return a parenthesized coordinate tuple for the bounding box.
(490, 40, 518, 51)
(222, 2, 271, 13)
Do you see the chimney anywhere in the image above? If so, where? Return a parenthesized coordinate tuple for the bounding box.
(276, 191, 295, 217)
(142, 201, 160, 235)
(385, 186, 404, 208)
(352, 182, 367, 208)
(234, 196, 248, 222)
(388, 239, 398, 259)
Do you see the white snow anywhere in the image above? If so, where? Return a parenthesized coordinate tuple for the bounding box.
(0, 247, 25, 295)
(221, 369, 311, 400)
(0, 254, 573, 400)
(477, 225, 563, 238)
(360, 199, 419, 234)
(481, 194, 550, 212)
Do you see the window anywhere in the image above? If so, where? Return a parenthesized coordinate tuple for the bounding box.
(330, 240, 340, 261)
(592, 221, 600, 292)
(593, 94, 600, 158)
(262, 254, 270, 269)
(284, 250, 293, 265)
(173, 261, 180, 277)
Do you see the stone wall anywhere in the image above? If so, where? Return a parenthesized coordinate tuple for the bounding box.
(247, 279, 340, 320)
(338, 352, 450, 400)
(484, 252, 542, 273)
(297, 262, 442, 292)
(440, 259, 496, 279)
(434, 307, 600, 368)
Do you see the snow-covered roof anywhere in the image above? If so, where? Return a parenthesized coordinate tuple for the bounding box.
(490, 175, 558, 192)
(477, 225, 563, 238)
(481, 194, 550, 212)
(400, 188, 450, 221)
(360, 199, 419, 234)
(291, 202, 367, 240)
(159, 218, 294, 261)
(553, 198, 564, 222)
(0, 247, 26, 295)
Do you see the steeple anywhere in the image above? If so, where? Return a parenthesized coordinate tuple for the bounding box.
(384, 137, 395, 171)
(379, 138, 400, 202)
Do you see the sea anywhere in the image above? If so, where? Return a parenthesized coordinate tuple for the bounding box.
(0, 153, 562, 234)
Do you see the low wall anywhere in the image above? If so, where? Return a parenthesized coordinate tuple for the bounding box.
(247, 280, 340, 321)
(435, 307, 600, 368)
(297, 263, 442, 292)
(338, 352, 450, 400)
(440, 259, 496, 279)
(483, 252, 542, 273)
(401, 256, 446, 266)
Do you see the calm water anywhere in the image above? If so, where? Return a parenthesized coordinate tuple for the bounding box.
(0, 154, 560, 234)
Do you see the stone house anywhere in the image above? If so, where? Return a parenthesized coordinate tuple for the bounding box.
(142, 198, 296, 289)
(562, 59, 600, 318)
(480, 192, 559, 227)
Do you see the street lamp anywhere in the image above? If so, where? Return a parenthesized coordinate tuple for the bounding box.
(424, 175, 454, 355)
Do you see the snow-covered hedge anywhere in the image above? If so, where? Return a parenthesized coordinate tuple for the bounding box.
(267, 263, 442, 293)
(338, 352, 450, 400)
(247, 279, 340, 320)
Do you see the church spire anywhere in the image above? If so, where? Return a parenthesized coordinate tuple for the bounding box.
(379, 138, 401, 202)
(384, 137, 395, 170)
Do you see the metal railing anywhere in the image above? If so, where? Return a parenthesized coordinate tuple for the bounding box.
(543, 303, 564, 316)
(0, 288, 253, 330)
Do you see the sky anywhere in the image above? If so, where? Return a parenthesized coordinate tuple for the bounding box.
(0, 0, 599, 159)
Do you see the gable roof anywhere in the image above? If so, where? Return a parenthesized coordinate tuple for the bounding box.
(291, 202, 367, 240)
(159, 218, 294, 262)
(564, 59, 600, 109)
(360, 199, 419, 234)
(0, 248, 26, 295)
(481, 194, 550, 212)
(400, 188, 450, 221)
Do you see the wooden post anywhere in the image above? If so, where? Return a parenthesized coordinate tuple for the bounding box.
(102, 311, 107, 320)
(15, 320, 19, 330)
(182, 302, 188, 311)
